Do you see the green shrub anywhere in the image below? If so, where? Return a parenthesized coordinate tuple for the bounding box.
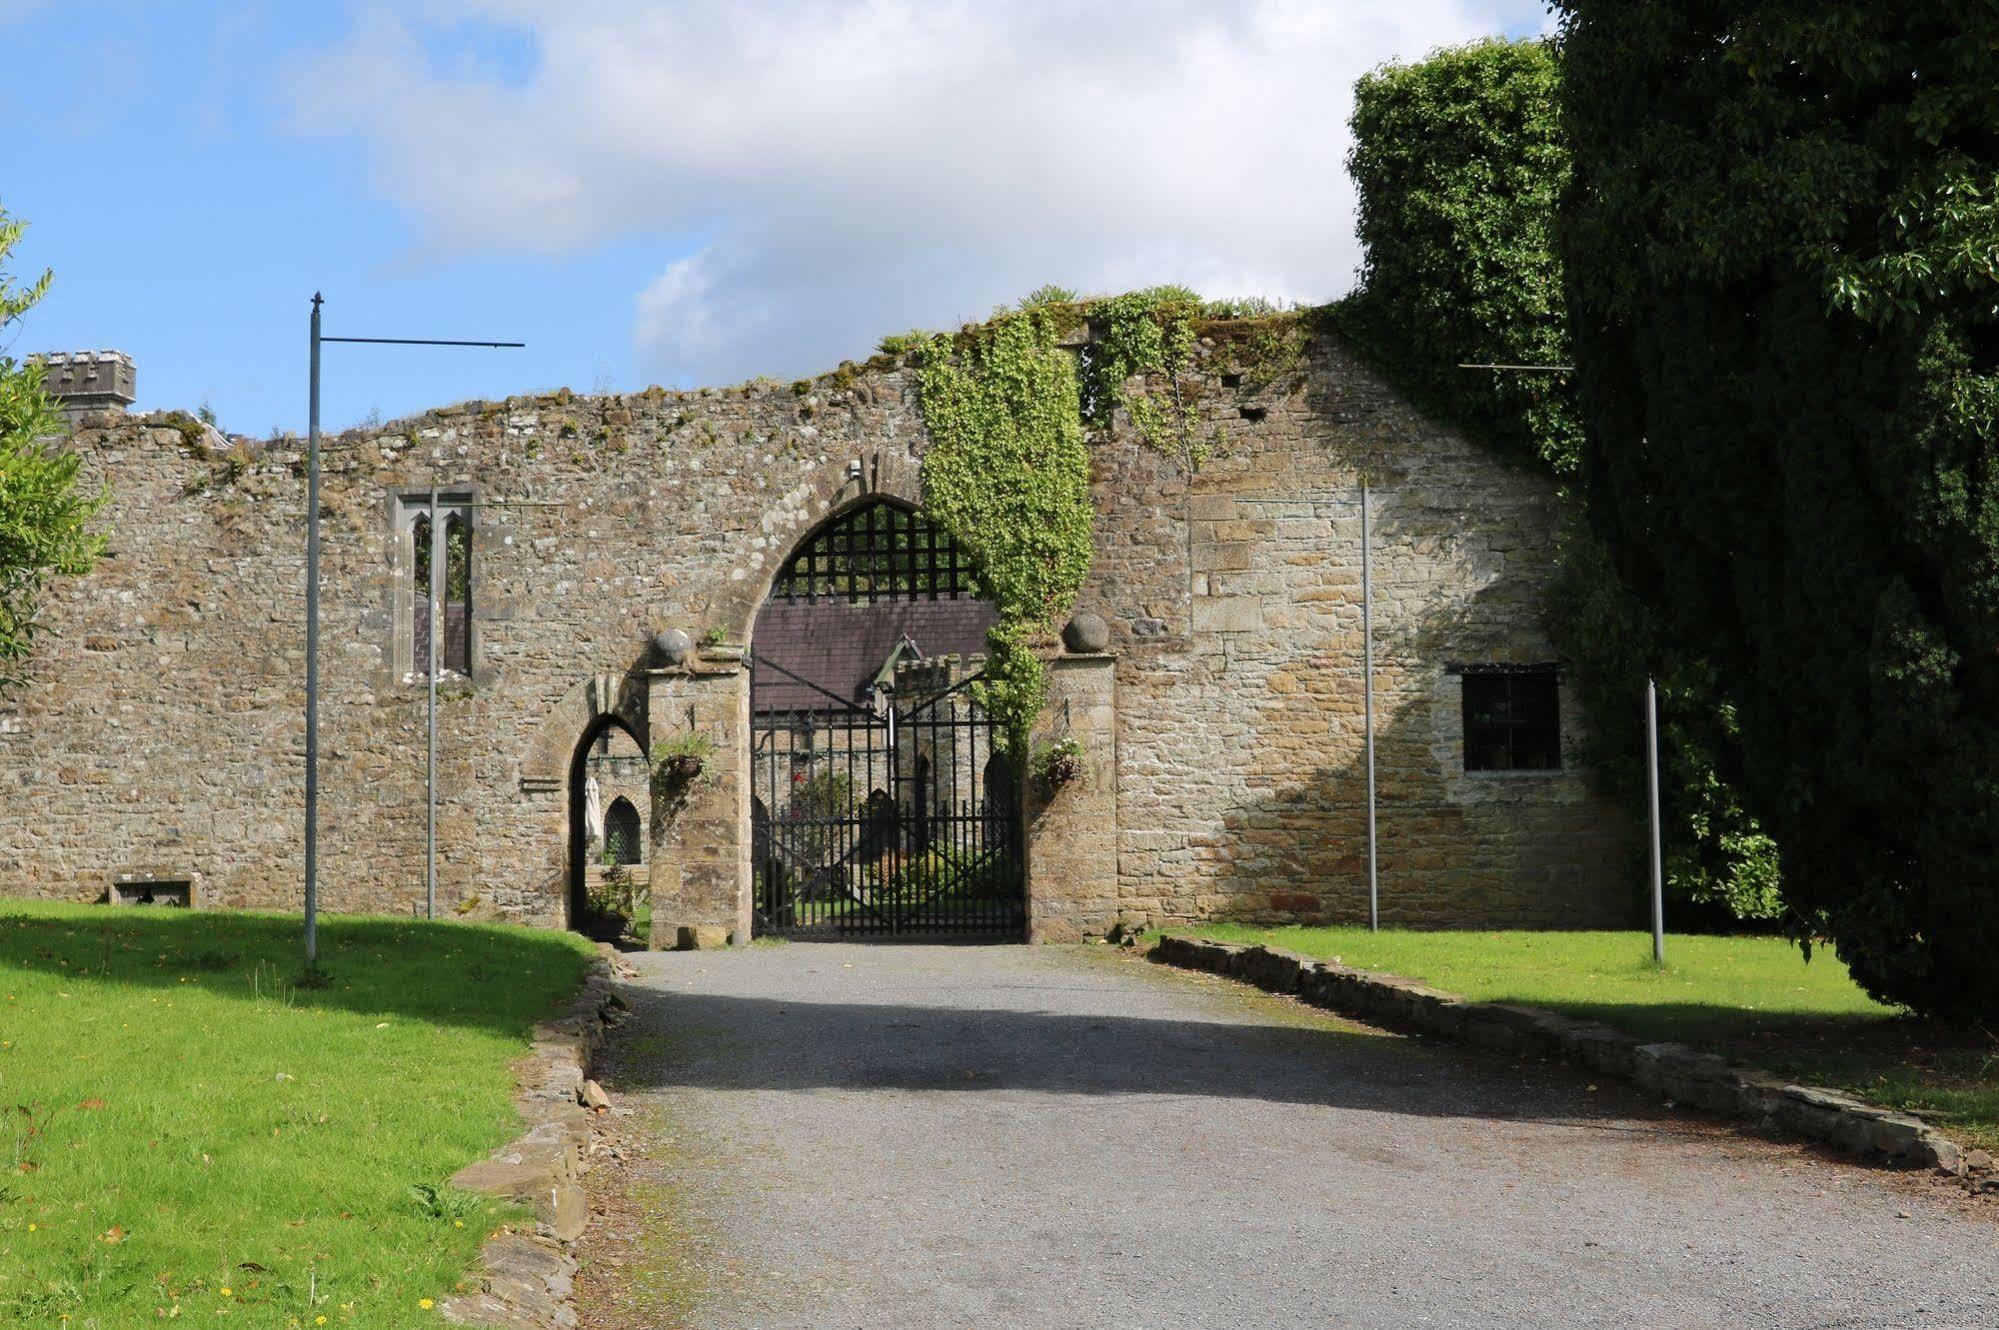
(650, 731, 716, 769)
(1017, 284, 1078, 309)
(881, 846, 1012, 904)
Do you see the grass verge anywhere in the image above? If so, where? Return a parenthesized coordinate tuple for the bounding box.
(0, 901, 593, 1326)
(1172, 925, 1998, 1153)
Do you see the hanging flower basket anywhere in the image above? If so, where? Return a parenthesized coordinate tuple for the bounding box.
(651, 732, 716, 785)
(1035, 736, 1084, 794)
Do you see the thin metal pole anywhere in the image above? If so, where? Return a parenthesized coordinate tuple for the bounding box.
(426, 486, 440, 921)
(1362, 480, 1378, 933)
(304, 294, 323, 969)
(299, 306, 521, 957)
(1647, 676, 1666, 966)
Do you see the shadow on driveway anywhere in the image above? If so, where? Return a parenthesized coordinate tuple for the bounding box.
(603, 962, 1692, 1133)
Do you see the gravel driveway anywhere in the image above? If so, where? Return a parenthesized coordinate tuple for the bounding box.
(575, 943, 1996, 1330)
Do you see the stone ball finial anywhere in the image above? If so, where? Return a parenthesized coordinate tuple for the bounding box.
(1061, 611, 1109, 654)
(650, 628, 694, 667)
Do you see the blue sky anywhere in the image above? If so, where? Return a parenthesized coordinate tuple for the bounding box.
(5, 1, 1549, 433)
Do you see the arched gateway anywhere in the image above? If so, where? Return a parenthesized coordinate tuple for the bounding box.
(748, 500, 1024, 938)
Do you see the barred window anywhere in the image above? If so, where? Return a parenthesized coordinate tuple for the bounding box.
(604, 797, 643, 865)
(1461, 667, 1561, 772)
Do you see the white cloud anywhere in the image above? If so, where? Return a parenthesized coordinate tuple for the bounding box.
(291, 0, 1548, 386)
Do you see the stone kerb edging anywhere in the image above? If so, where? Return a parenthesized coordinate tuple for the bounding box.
(441, 946, 635, 1330)
(1151, 935, 1975, 1177)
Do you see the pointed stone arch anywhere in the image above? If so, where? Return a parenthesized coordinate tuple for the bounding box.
(741, 488, 1022, 939)
(521, 670, 650, 794)
(707, 449, 927, 646)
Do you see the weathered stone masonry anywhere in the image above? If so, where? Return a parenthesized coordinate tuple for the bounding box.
(1, 326, 1635, 936)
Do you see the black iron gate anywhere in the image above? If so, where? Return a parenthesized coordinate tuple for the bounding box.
(750, 655, 1024, 939)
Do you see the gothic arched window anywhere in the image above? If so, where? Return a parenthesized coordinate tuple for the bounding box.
(411, 502, 472, 675)
(442, 512, 471, 673)
(604, 797, 643, 865)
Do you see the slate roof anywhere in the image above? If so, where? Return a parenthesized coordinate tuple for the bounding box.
(750, 597, 997, 712)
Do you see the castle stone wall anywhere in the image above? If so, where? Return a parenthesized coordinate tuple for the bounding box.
(0, 326, 1634, 933)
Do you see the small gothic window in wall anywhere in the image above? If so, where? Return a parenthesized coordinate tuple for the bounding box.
(1461, 667, 1561, 772)
(603, 797, 642, 865)
(413, 505, 472, 675)
(443, 513, 470, 671)
(413, 512, 433, 672)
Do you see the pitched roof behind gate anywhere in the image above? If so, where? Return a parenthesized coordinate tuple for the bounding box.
(750, 598, 997, 712)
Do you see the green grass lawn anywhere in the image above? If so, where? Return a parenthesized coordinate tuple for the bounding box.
(0, 901, 594, 1327)
(1174, 924, 1999, 1152)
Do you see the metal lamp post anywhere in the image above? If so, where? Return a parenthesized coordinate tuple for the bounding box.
(1647, 676, 1666, 966)
(302, 295, 522, 969)
(1362, 479, 1378, 933)
(426, 484, 441, 924)
(305, 297, 323, 967)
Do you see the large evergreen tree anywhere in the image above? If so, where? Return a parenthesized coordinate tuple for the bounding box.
(1557, 3, 1999, 1016)
(0, 204, 102, 688)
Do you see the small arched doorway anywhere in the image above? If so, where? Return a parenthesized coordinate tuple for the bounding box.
(567, 716, 648, 937)
(747, 499, 1024, 939)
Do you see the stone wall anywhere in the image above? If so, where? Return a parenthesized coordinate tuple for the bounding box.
(1088, 337, 1636, 930)
(0, 374, 932, 927)
(0, 321, 1634, 934)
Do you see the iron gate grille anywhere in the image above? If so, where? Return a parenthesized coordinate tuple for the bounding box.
(750, 655, 1024, 938)
(769, 501, 977, 603)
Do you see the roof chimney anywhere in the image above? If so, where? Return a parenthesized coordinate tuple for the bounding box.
(29, 351, 137, 426)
